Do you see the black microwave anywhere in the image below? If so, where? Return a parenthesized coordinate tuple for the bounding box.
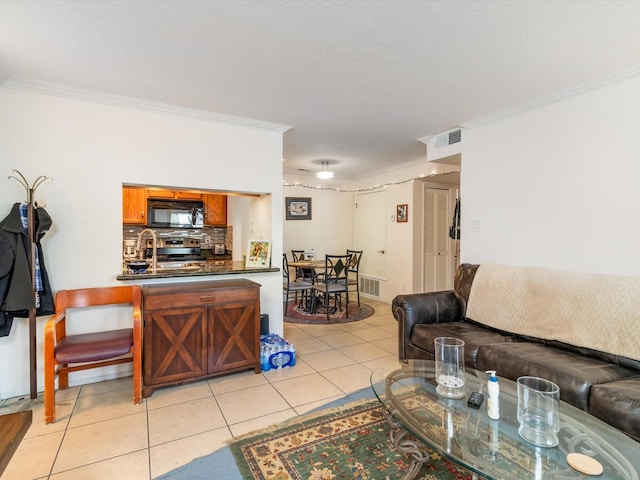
(147, 199, 204, 229)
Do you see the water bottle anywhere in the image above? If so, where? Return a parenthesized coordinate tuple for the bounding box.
(260, 345, 271, 371)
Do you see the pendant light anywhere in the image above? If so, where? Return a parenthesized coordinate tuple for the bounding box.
(316, 160, 334, 179)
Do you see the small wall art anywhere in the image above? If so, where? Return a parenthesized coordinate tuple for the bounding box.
(396, 204, 408, 223)
(245, 240, 271, 268)
(286, 197, 312, 220)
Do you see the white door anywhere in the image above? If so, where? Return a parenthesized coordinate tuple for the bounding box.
(423, 187, 450, 291)
(355, 190, 386, 278)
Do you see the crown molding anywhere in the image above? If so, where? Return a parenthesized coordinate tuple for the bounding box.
(460, 63, 640, 129)
(0, 76, 292, 133)
(417, 134, 434, 145)
(414, 63, 640, 139)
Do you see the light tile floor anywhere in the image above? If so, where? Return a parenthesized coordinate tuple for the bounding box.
(1, 299, 401, 480)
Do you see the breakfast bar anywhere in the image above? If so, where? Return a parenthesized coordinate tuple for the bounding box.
(117, 260, 278, 281)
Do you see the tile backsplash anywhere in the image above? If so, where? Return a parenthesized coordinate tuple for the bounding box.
(122, 225, 232, 252)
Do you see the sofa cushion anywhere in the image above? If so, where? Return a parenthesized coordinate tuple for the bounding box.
(590, 377, 640, 442)
(411, 321, 518, 368)
(476, 342, 637, 411)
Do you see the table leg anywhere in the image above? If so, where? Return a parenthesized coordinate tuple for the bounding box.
(382, 408, 432, 480)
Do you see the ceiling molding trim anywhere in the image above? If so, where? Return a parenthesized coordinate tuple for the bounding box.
(417, 134, 434, 145)
(1, 76, 292, 133)
(461, 63, 640, 130)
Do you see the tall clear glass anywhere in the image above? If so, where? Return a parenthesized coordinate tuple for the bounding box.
(434, 337, 466, 399)
(517, 376, 560, 447)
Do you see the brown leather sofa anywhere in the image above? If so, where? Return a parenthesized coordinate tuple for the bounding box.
(392, 263, 640, 442)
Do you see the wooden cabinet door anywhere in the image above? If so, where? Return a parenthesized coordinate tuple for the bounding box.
(144, 307, 207, 386)
(122, 187, 147, 224)
(203, 194, 227, 226)
(208, 300, 259, 373)
(147, 189, 202, 200)
(175, 191, 202, 199)
(147, 188, 175, 199)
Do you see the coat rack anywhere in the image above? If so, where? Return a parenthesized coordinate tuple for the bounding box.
(8, 170, 52, 400)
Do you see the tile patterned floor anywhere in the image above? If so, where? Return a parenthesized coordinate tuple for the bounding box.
(0, 299, 400, 480)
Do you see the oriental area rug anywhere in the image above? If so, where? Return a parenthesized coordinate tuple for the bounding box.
(229, 400, 474, 480)
(284, 301, 374, 325)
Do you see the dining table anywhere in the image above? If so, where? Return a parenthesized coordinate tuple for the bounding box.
(288, 259, 326, 270)
(288, 259, 326, 286)
(287, 259, 327, 313)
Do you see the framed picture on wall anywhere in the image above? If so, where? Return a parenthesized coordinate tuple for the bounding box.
(245, 240, 271, 268)
(286, 197, 312, 220)
(397, 204, 408, 223)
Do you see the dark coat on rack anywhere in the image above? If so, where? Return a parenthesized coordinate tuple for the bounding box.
(0, 203, 55, 336)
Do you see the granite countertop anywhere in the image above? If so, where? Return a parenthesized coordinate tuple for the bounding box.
(117, 260, 278, 280)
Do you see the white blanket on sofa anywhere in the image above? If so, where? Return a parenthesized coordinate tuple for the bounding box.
(466, 264, 640, 362)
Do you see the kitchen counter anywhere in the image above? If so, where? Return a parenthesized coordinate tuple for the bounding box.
(117, 260, 278, 280)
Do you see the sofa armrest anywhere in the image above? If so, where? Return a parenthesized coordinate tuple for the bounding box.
(392, 291, 463, 360)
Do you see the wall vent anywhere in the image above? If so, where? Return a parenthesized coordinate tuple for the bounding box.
(435, 128, 462, 148)
(360, 277, 380, 297)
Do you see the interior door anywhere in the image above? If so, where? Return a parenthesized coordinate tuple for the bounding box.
(423, 187, 451, 291)
(355, 190, 386, 278)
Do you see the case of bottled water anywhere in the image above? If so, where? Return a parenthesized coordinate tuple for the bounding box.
(260, 334, 296, 371)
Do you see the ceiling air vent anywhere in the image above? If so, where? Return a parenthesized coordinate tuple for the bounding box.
(435, 128, 462, 148)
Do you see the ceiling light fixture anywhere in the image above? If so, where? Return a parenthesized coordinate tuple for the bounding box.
(316, 160, 334, 179)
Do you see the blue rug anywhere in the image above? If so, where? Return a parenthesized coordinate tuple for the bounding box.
(154, 387, 376, 480)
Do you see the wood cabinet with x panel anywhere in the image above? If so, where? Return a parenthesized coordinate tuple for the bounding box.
(141, 279, 261, 397)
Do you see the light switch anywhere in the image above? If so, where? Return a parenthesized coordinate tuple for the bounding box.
(472, 219, 483, 231)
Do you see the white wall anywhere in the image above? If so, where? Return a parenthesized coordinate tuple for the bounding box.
(461, 74, 640, 274)
(282, 182, 355, 259)
(283, 160, 459, 304)
(0, 87, 285, 398)
(353, 161, 459, 302)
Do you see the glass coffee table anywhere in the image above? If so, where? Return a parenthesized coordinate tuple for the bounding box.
(371, 360, 639, 480)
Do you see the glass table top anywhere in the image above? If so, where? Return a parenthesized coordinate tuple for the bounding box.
(371, 360, 639, 480)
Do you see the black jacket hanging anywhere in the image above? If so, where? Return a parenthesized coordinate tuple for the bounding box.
(0, 233, 14, 336)
(0, 203, 55, 336)
(449, 198, 461, 240)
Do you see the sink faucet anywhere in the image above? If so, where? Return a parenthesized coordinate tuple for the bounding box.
(136, 228, 157, 272)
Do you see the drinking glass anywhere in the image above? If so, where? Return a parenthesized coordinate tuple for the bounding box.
(517, 376, 560, 447)
(434, 337, 466, 399)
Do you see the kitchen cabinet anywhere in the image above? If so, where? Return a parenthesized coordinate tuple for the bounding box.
(203, 194, 227, 225)
(176, 191, 202, 199)
(142, 279, 260, 397)
(122, 187, 147, 224)
(147, 188, 202, 200)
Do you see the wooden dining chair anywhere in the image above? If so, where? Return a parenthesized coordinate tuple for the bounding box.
(43, 285, 143, 424)
(283, 253, 313, 315)
(312, 254, 352, 321)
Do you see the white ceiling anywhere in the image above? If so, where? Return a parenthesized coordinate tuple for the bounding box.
(2, 1, 640, 179)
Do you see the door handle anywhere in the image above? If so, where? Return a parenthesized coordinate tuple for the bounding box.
(377, 250, 385, 254)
